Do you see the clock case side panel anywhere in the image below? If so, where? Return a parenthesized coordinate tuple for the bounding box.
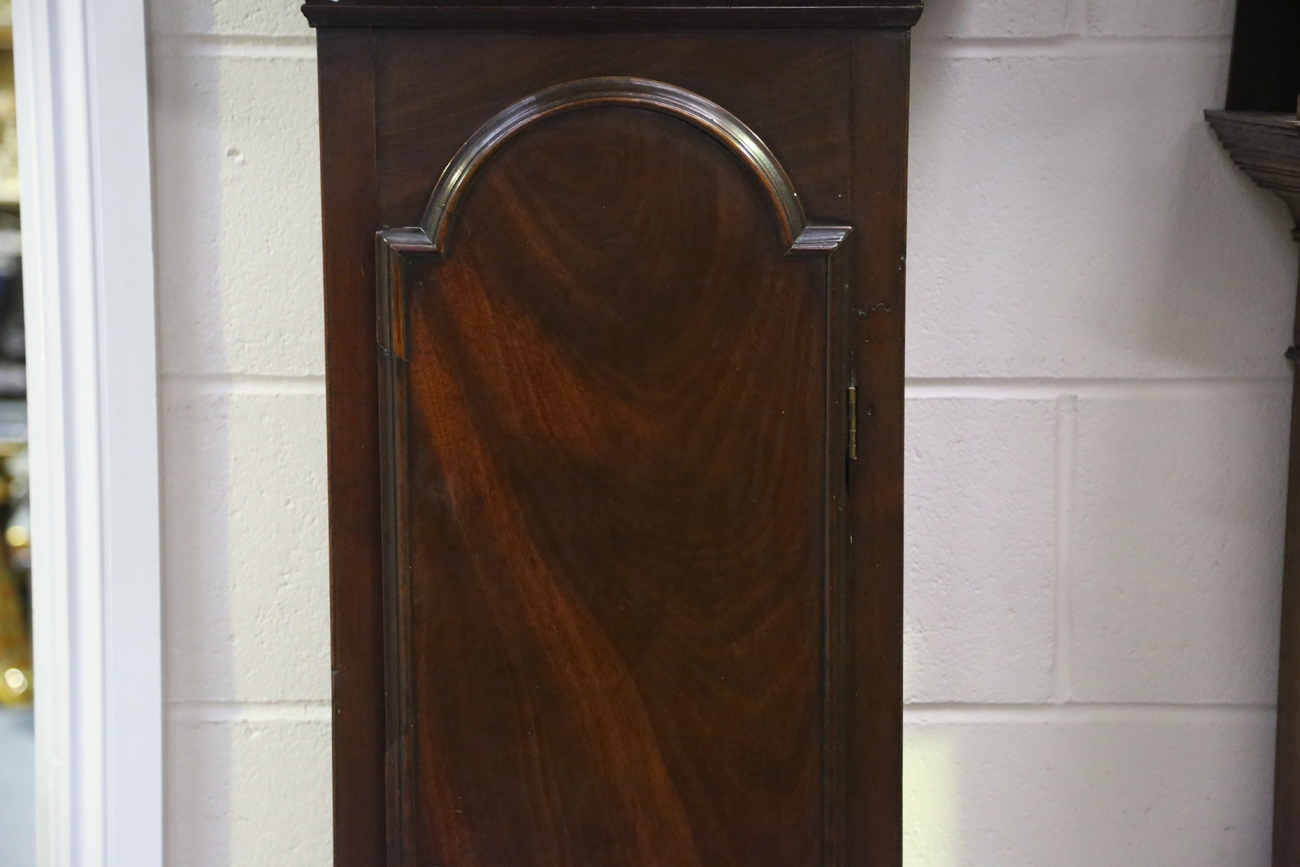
(847, 32, 908, 867)
(317, 28, 388, 867)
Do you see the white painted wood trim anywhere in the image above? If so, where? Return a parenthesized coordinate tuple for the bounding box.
(13, 1, 163, 865)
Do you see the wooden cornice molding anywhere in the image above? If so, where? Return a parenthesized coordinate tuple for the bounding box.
(1206, 110, 1300, 207)
(300, 0, 924, 29)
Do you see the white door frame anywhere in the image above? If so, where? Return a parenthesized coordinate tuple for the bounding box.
(14, 0, 163, 865)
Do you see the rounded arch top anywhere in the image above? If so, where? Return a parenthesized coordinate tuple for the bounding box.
(419, 76, 823, 253)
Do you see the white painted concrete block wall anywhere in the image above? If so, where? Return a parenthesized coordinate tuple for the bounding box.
(145, 0, 1298, 864)
(148, 3, 329, 864)
(905, 1, 1296, 864)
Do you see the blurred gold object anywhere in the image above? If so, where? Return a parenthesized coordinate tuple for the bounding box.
(0, 41, 15, 205)
(0, 566, 29, 706)
(0, 445, 30, 706)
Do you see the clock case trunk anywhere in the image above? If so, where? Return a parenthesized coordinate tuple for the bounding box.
(305, 9, 917, 866)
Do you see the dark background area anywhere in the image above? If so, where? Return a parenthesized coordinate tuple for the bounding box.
(1226, 0, 1300, 112)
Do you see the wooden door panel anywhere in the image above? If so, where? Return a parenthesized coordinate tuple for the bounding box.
(378, 80, 851, 867)
(314, 14, 911, 866)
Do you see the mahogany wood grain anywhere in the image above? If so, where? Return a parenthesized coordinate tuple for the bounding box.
(317, 29, 387, 867)
(372, 33, 855, 228)
(383, 101, 847, 867)
(314, 14, 914, 867)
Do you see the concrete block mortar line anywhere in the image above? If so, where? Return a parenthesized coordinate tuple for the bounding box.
(904, 377, 1290, 401)
(160, 373, 326, 396)
(911, 34, 1230, 61)
(904, 702, 1275, 727)
(151, 32, 317, 60)
(1052, 394, 1078, 704)
(167, 700, 332, 724)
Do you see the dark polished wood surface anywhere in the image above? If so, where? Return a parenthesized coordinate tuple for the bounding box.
(1225, 0, 1300, 113)
(1280, 254, 1300, 867)
(317, 29, 387, 867)
(1205, 111, 1300, 195)
(381, 96, 848, 867)
(316, 20, 911, 867)
(301, 0, 923, 30)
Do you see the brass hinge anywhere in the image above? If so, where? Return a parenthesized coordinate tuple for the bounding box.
(847, 384, 858, 461)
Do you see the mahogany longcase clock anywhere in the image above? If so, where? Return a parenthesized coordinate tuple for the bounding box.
(302, 3, 919, 866)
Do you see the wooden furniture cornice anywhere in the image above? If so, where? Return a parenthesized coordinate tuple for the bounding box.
(1207, 111, 1300, 210)
(1208, 108, 1300, 866)
(300, 0, 923, 29)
